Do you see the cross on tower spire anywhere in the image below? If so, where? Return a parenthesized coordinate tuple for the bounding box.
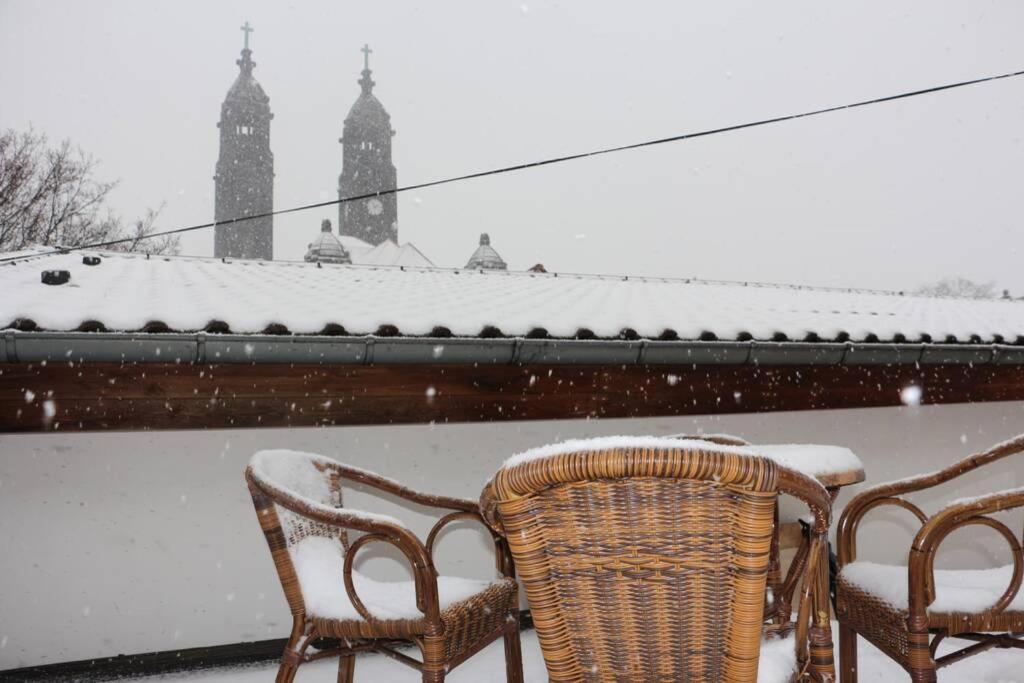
(361, 43, 373, 71)
(241, 21, 254, 51)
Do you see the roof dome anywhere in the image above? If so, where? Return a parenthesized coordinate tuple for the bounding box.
(465, 233, 507, 271)
(305, 220, 351, 264)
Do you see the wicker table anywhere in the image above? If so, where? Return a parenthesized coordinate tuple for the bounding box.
(754, 444, 866, 624)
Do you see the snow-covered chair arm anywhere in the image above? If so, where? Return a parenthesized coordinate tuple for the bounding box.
(838, 434, 1024, 566)
(907, 487, 1024, 617)
(776, 466, 832, 534)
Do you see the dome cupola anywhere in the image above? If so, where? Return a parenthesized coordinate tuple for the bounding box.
(465, 233, 508, 270)
(305, 219, 352, 264)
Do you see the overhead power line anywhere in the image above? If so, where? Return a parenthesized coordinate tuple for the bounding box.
(5, 65, 1024, 264)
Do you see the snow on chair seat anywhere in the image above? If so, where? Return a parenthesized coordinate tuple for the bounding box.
(757, 633, 799, 683)
(841, 561, 1024, 614)
(291, 535, 508, 622)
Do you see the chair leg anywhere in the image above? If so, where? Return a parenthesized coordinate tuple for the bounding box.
(908, 664, 937, 683)
(276, 661, 298, 683)
(909, 667, 937, 683)
(808, 624, 836, 682)
(276, 620, 316, 683)
(838, 623, 857, 683)
(907, 620, 937, 683)
(276, 648, 308, 683)
(337, 653, 356, 683)
(504, 614, 524, 683)
(420, 634, 447, 683)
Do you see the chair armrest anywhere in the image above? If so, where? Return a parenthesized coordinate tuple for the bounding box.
(776, 466, 832, 534)
(907, 487, 1024, 617)
(248, 465, 419, 537)
(333, 463, 479, 513)
(837, 434, 1024, 565)
(342, 532, 443, 624)
(280, 493, 444, 623)
(427, 509, 516, 579)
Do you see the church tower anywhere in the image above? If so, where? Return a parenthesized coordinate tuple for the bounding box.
(214, 22, 274, 260)
(338, 45, 398, 245)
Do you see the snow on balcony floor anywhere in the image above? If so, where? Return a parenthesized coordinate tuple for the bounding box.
(137, 625, 1020, 682)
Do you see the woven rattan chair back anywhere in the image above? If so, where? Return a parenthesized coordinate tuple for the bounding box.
(247, 451, 349, 615)
(484, 444, 780, 682)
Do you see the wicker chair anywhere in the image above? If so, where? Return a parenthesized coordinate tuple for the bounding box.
(246, 450, 523, 683)
(481, 439, 836, 682)
(836, 435, 1024, 682)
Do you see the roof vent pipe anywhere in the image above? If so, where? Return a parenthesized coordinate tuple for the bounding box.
(41, 270, 70, 285)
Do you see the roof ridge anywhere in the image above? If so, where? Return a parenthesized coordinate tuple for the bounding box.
(0, 247, 1016, 304)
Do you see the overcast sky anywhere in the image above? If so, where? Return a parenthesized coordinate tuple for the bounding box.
(2, 0, 1022, 292)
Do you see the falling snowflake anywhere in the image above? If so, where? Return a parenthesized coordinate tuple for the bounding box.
(900, 385, 923, 406)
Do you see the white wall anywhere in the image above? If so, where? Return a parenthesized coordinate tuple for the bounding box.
(1, 401, 1023, 669)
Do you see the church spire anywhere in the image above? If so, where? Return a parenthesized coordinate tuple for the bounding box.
(338, 44, 397, 246)
(214, 21, 274, 261)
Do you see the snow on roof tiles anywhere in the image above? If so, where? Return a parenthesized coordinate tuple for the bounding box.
(2, 250, 1022, 342)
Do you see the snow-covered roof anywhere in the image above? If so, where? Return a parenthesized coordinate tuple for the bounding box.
(2, 249, 1024, 351)
(359, 240, 434, 268)
(331, 236, 433, 267)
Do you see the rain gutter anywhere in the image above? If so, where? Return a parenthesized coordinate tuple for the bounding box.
(3, 331, 1024, 366)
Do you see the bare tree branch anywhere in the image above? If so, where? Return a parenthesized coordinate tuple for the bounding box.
(915, 277, 996, 299)
(0, 128, 177, 255)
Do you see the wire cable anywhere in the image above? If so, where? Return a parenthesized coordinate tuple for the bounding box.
(5, 65, 1024, 263)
